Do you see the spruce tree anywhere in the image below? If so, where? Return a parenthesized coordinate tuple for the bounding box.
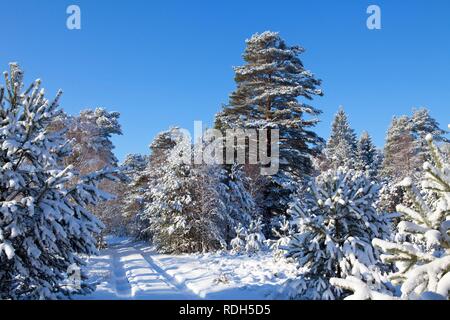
(333, 132, 450, 300)
(117, 154, 149, 236)
(378, 116, 420, 214)
(215, 31, 324, 222)
(373, 133, 450, 299)
(143, 129, 232, 253)
(52, 108, 124, 236)
(356, 131, 379, 177)
(230, 223, 247, 254)
(410, 108, 448, 163)
(135, 128, 180, 240)
(0, 63, 115, 299)
(381, 116, 417, 180)
(284, 167, 390, 300)
(222, 164, 257, 240)
(61, 108, 122, 173)
(324, 107, 358, 170)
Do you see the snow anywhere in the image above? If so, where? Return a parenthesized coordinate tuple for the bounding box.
(0, 242, 15, 260)
(76, 236, 297, 300)
(330, 277, 397, 300)
(398, 177, 413, 188)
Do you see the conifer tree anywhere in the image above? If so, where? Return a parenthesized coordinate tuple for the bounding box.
(373, 133, 450, 299)
(356, 131, 379, 177)
(324, 107, 358, 170)
(135, 128, 180, 240)
(245, 217, 266, 254)
(284, 167, 390, 300)
(61, 108, 122, 172)
(410, 108, 448, 163)
(52, 108, 124, 236)
(215, 31, 324, 221)
(223, 164, 256, 238)
(0, 63, 116, 299)
(268, 216, 295, 260)
(143, 130, 231, 253)
(333, 132, 450, 300)
(378, 116, 419, 213)
(381, 116, 418, 180)
(230, 223, 247, 254)
(117, 154, 149, 236)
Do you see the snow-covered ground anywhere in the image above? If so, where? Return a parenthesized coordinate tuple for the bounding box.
(76, 236, 297, 300)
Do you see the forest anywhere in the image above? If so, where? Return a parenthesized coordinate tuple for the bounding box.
(0, 31, 449, 300)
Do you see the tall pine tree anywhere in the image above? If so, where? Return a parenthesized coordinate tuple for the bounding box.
(215, 31, 324, 223)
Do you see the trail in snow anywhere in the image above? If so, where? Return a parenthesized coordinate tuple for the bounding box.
(111, 248, 133, 298)
(78, 238, 198, 300)
(78, 236, 298, 300)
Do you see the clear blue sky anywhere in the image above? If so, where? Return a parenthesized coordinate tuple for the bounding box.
(2, 0, 449, 161)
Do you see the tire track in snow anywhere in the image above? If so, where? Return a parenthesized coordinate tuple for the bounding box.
(132, 243, 200, 299)
(111, 245, 133, 298)
(106, 242, 199, 299)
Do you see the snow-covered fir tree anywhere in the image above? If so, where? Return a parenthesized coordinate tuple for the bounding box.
(323, 107, 358, 170)
(410, 108, 448, 163)
(284, 167, 391, 300)
(116, 154, 149, 236)
(143, 129, 233, 253)
(52, 107, 124, 236)
(214, 31, 324, 224)
(332, 132, 450, 300)
(378, 116, 419, 214)
(245, 217, 266, 254)
(61, 108, 122, 172)
(356, 131, 380, 177)
(222, 164, 256, 238)
(135, 128, 180, 240)
(381, 116, 418, 180)
(230, 223, 247, 254)
(374, 133, 450, 299)
(0, 63, 117, 299)
(268, 216, 295, 260)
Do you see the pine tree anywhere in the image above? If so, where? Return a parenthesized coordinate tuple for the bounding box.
(135, 128, 180, 240)
(410, 108, 449, 163)
(324, 107, 358, 170)
(223, 164, 256, 239)
(381, 116, 418, 180)
(372, 133, 450, 299)
(332, 131, 450, 300)
(117, 154, 149, 236)
(0, 63, 116, 299)
(245, 217, 266, 254)
(215, 31, 324, 222)
(284, 167, 390, 300)
(378, 116, 419, 213)
(230, 223, 247, 254)
(55, 108, 122, 174)
(52, 108, 124, 236)
(143, 129, 231, 253)
(268, 216, 295, 260)
(356, 131, 379, 177)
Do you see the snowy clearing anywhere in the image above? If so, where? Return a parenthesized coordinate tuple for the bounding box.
(77, 237, 297, 300)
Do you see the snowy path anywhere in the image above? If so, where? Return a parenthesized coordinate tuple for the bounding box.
(78, 238, 199, 300)
(78, 236, 297, 300)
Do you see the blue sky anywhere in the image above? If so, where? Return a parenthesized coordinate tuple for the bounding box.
(2, 0, 449, 161)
